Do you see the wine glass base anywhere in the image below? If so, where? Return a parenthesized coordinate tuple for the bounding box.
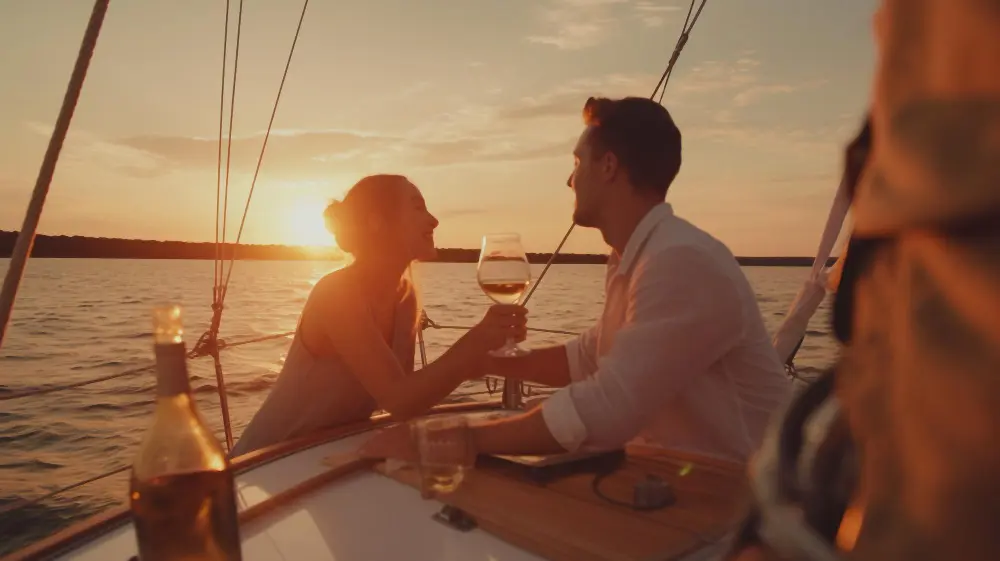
(488, 346, 532, 358)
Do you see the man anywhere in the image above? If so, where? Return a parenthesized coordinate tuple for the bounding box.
(361, 96, 792, 463)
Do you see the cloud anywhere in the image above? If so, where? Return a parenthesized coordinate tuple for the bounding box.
(670, 56, 827, 109)
(398, 81, 434, 97)
(25, 122, 168, 178)
(496, 74, 660, 121)
(79, 125, 573, 179)
(633, 1, 682, 28)
(526, 0, 629, 50)
(490, 56, 824, 129)
(732, 79, 828, 107)
(22, 109, 578, 181)
(526, 0, 683, 49)
(97, 75, 641, 178)
(686, 122, 847, 157)
(409, 136, 573, 168)
(120, 129, 401, 173)
(675, 58, 761, 94)
(28, 53, 835, 182)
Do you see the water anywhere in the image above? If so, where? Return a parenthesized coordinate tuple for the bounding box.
(0, 258, 837, 554)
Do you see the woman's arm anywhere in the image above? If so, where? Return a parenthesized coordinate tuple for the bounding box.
(316, 276, 526, 422)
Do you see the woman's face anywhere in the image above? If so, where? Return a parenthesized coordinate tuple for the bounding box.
(392, 181, 439, 262)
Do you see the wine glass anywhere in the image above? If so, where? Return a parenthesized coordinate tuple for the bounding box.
(477, 233, 532, 358)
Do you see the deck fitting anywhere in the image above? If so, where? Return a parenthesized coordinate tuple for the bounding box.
(432, 504, 478, 532)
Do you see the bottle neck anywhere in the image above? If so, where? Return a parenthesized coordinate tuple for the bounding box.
(154, 342, 191, 398)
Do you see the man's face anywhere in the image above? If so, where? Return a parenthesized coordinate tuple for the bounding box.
(567, 126, 612, 227)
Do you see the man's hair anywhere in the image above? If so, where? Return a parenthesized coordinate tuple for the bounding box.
(582, 96, 682, 198)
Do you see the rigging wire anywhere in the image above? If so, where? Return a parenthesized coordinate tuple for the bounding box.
(214, 0, 233, 305)
(204, 0, 246, 452)
(218, 0, 244, 310)
(218, 0, 311, 309)
(651, 0, 709, 104)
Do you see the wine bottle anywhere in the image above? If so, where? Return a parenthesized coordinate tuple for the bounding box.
(129, 304, 242, 561)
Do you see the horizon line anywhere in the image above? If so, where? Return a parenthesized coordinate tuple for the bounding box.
(0, 230, 837, 261)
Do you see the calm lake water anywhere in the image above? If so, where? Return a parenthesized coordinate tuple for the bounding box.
(0, 258, 836, 554)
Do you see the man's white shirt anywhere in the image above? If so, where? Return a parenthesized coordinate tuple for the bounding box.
(541, 203, 793, 462)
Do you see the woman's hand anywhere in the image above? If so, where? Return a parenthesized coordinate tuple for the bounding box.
(454, 304, 528, 367)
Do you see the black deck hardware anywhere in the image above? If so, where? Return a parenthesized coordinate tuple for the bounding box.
(432, 504, 478, 532)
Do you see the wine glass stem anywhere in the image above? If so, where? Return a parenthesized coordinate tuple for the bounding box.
(501, 375, 522, 409)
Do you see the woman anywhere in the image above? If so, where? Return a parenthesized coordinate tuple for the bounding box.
(230, 174, 527, 457)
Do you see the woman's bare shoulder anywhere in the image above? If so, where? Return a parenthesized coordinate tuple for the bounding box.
(307, 267, 364, 310)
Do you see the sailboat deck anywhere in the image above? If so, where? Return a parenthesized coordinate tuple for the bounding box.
(7, 407, 747, 561)
(377, 444, 746, 561)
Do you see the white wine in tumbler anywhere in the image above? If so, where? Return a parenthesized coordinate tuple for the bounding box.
(412, 416, 472, 496)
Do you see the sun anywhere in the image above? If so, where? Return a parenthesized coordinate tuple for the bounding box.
(288, 197, 337, 248)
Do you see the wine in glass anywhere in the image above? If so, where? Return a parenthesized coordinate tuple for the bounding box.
(411, 415, 474, 498)
(477, 233, 532, 358)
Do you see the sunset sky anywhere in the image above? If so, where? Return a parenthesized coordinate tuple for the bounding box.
(0, 0, 877, 256)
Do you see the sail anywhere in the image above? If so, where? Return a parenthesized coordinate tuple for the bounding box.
(771, 175, 851, 366)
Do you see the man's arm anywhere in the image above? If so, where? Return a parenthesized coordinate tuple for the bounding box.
(468, 247, 746, 456)
(470, 407, 566, 455)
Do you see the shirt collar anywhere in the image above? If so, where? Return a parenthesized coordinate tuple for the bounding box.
(611, 202, 674, 276)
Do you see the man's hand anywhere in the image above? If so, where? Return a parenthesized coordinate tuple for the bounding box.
(357, 423, 419, 462)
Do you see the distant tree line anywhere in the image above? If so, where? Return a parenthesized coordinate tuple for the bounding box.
(0, 231, 335, 261)
(0, 231, 833, 266)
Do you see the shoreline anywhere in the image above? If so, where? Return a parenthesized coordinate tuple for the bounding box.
(0, 231, 836, 267)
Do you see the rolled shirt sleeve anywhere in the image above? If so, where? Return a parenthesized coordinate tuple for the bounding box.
(542, 246, 747, 452)
(564, 323, 599, 383)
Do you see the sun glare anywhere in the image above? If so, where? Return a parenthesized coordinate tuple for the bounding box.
(288, 198, 337, 248)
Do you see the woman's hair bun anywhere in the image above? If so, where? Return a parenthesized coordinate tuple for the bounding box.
(324, 199, 358, 253)
(323, 200, 341, 234)
(323, 174, 410, 256)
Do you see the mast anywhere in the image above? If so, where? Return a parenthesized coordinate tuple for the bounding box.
(0, 0, 111, 349)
